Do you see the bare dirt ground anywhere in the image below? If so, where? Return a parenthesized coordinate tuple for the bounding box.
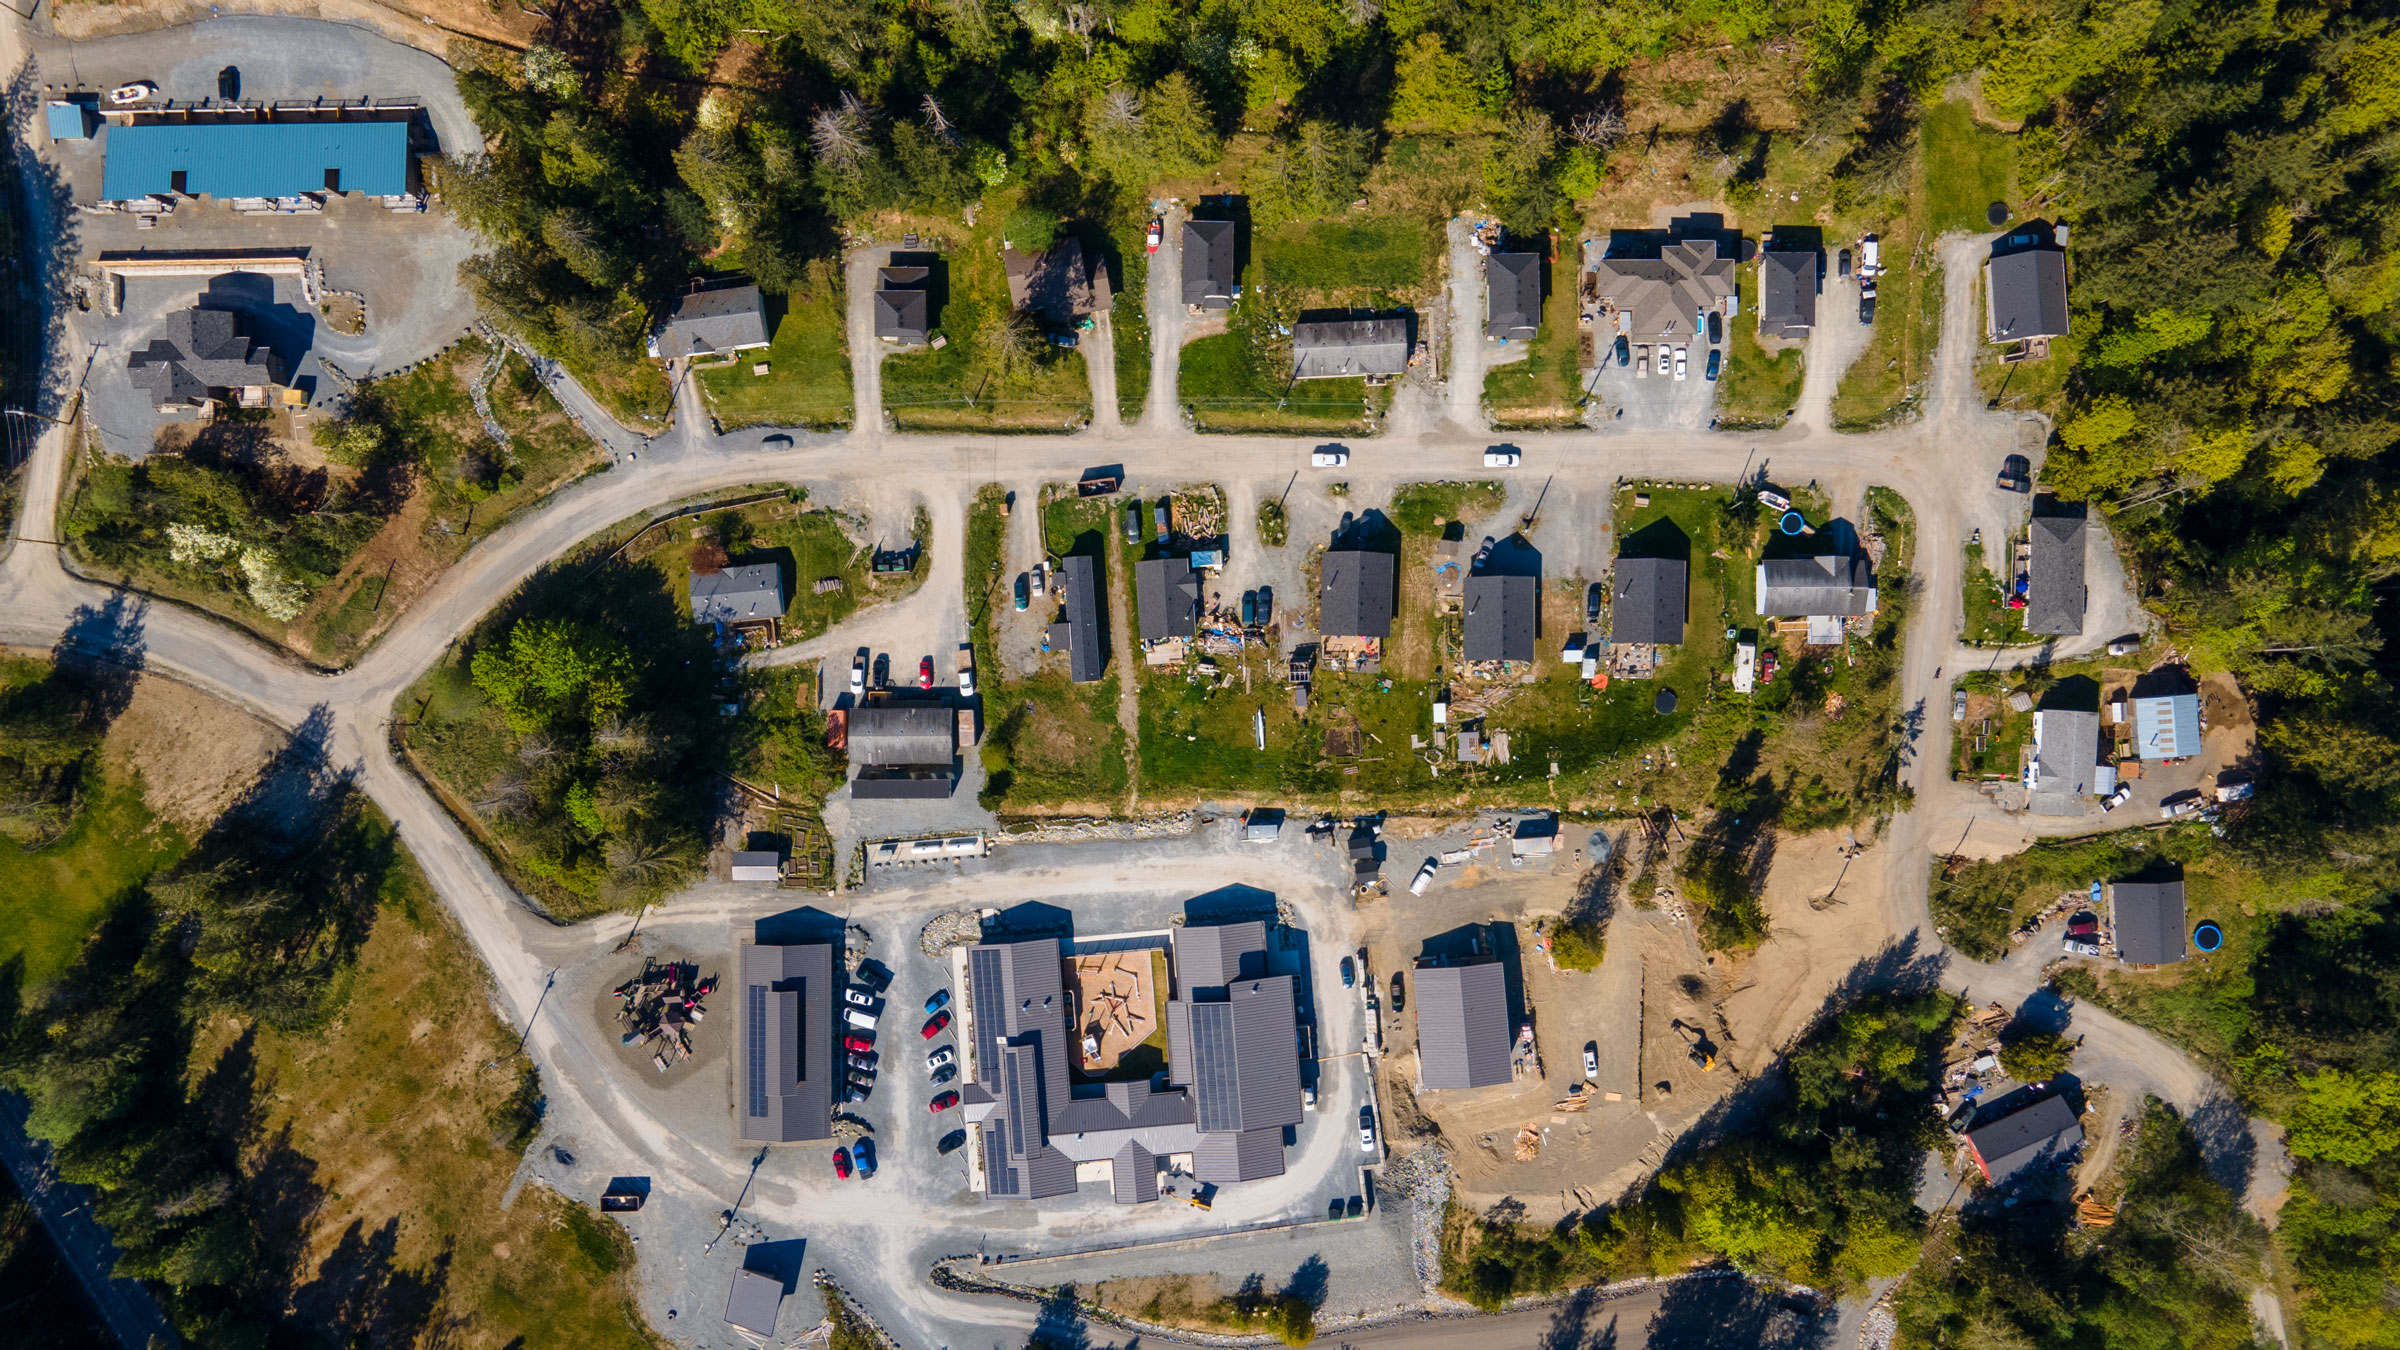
(52, 0, 541, 53)
(101, 673, 283, 831)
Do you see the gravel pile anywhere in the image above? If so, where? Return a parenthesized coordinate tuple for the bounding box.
(1859, 1293, 1898, 1348)
(919, 910, 984, 957)
(998, 811, 1198, 845)
(1380, 1145, 1453, 1292)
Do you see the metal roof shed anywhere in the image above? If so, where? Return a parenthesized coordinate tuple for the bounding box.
(729, 851, 781, 882)
(724, 1267, 785, 1339)
(2112, 881, 2187, 965)
(1413, 960, 1511, 1090)
(101, 120, 410, 201)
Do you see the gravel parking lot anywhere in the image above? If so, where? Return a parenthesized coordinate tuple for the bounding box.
(1593, 337, 1717, 430)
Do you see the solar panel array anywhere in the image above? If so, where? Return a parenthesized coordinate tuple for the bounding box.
(747, 984, 768, 1118)
(1188, 1003, 1242, 1133)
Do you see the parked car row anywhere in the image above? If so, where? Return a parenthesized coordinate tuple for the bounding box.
(849, 645, 975, 697)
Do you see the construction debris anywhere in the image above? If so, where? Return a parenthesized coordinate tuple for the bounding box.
(2075, 1194, 2118, 1227)
(612, 959, 717, 1072)
(1513, 1125, 1542, 1161)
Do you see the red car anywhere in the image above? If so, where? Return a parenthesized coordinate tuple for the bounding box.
(922, 1009, 952, 1039)
(843, 1034, 875, 1053)
(929, 1090, 960, 1113)
(833, 1146, 853, 1178)
(919, 656, 934, 689)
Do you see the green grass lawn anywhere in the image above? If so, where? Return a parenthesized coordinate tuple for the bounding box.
(1977, 329, 2078, 417)
(882, 190, 1093, 432)
(1932, 828, 2215, 962)
(635, 488, 911, 645)
(1715, 262, 1805, 429)
(0, 770, 185, 990)
(1110, 221, 1152, 423)
(1389, 480, 1506, 535)
(1920, 100, 2018, 235)
(1181, 333, 1378, 435)
(1831, 214, 1945, 431)
(1258, 217, 1440, 305)
(698, 261, 853, 431)
(1484, 262, 1586, 430)
(1960, 540, 2023, 645)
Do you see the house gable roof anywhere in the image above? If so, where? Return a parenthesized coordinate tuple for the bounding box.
(1486, 253, 1542, 340)
(1463, 573, 1536, 662)
(1591, 237, 1735, 341)
(1291, 317, 1410, 379)
(660, 284, 770, 359)
(1135, 555, 1201, 643)
(1986, 249, 2069, 341)
(1414, 960, 1511, 1090)
(1967, 1093, 2084, 1184)
(1756, 554, 1876, 617)
(127, 308, 278, 406)
(1062, 553, 1106, 683)
(689, 563, 784, 625)
(1612, 556, 1687, 645)
(1319, 546, 1396, 639)
(1759, 250, 1819, 336)
(2029, 708, 2100, 815)
(2025, 514, 2087, 636)
(2113, 881, 2187, 964)
(1182, 219, 1236, 308)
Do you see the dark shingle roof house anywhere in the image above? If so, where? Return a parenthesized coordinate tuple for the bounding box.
(658, 283, 770, 360)
(1464, 573, 1537, 662)
(1756, 555, 1877, 617)
(1004, 238, 1112, 326)
(1759, 249, 1819, 338)
(1062, 553, 1106, 683)
(1591, 238, 1735, 342)
(736, 940, 833, 1143)
(1319, 546, 1397, 640)
(1985, 224, 2069, 342)
(690, 563, 784, 626)
(1183, 219, 1236, 309)
(1612, 556, 1687, 645)
(127, 309, 280, 409)
(960, 924, 1303, 1201)
(2112, 881, 2187, 965)
(1136, 555, 1201, 643)
(2027, 708, 2100, 816)
(1292, 317, 1410, 380)
(1966, 1093, 2083, 1184)
(874, 264, 931, 343)
(101, 120, 410, 201)
(2025, 513, 2087, 636)
(1486, 253, 1542, 340)
(1414, 960, 1511, 1090)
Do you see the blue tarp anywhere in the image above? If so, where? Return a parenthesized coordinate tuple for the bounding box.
(100, 121, 408, 200)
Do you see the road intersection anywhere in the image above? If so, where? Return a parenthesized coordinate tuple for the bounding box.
(0, 19, 2271, 1340)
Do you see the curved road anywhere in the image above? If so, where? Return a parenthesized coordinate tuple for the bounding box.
(0, 15, 2277, 1342)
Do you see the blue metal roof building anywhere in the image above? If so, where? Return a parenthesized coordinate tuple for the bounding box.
(2131, 691, 2201, 760)
(47, 100, 95, 141)
(100, 121, 409, 201)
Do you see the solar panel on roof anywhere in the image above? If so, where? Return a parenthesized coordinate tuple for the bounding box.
(1190, 1004, 1242, 1132)
(747, 984, 768, 1118)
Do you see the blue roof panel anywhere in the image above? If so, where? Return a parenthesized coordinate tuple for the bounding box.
(101, 121, 409, 200)
(2131, 692, 2201, 760)
(47, 101, 94, 141)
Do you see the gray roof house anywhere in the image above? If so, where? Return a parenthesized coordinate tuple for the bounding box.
(1464, 573, 1537, 662)
(1136, 555, 1201, 644)
(1985, 225, 2069, 342)
(1756, 555, 1877, 617)
(873, 264, 931, 343)
(127, 309, 281, 410)
(1966, 1094, 2083, 1184)
(2026, 514, 2088, 636)
(1061, 553, 1106, 683)
(1319, 546, 1396, 640)
(847, 703, 957, 800)
(724, 1267, 785, 1339)
(961, 925, 1302, 1202)
(1292, 316, 1410, 380)
(1759, 249, 1819, 338)
(1487, 253, 1542, 340)
(1414, 960, 1510, 1090)
(736, 939, 833, 1143)
(2027, 708, 2101, 816)
(2112, 881, 2188, 965)
(690, 563, 785, 627)
(1591, 238, 1736, 343)
(1612, 556, 1687, 645)
(1183, 219, 1236, 309)
(657, 282, 770, 360)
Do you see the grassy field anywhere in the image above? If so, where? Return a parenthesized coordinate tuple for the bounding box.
(1182, 332, 1379, 434)
(1920, 100, 2018, 235)
(881, 192, 1094, 432)
(1960, 540, 2023, 645)
(1257, 217, 1440, 306)
(1830, 213, 1945, 430)
(965, 486, 1132, 812)
(1714, 261, 1805, 429)
(1111, 220, 1153, 423)
(1978, 329, 2078, 417)
(1932, 828, 2215, 961)
(230, 850, 658, 1347)
(1483, 259, 1586, 430)
(698, 260, 853, 431)
(629, 487, 919, 645)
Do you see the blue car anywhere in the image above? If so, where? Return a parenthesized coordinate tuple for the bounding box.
(925, 988, 951, 1016)
(853, 1136, 877, 1177)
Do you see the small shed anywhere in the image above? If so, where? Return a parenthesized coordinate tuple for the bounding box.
(724, 1268, 785, 1339)
(728, 851, 781, 883)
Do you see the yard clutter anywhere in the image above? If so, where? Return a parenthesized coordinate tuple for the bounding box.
(613, 959, 718, 1072)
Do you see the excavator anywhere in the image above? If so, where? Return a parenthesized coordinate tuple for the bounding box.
(1671, 1019, 1719, 1072)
